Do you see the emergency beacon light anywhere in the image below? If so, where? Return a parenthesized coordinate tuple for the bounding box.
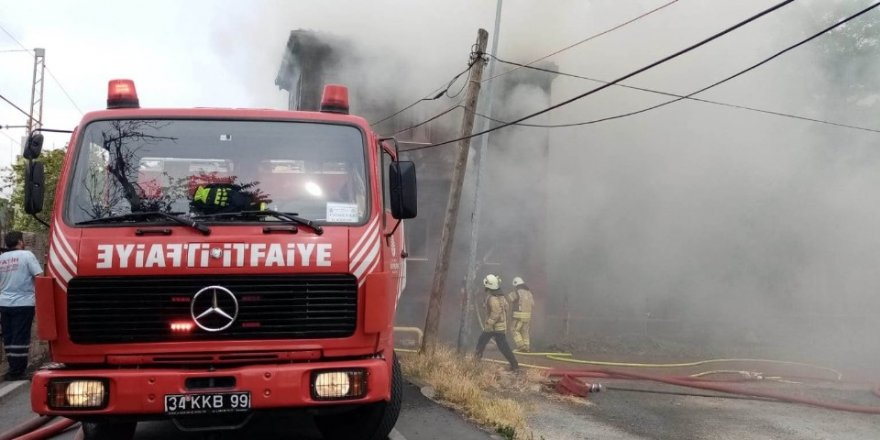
(107, 79, 140, 109)
(320, 84, 349, 114)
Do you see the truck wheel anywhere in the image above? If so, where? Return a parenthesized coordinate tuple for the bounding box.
(315, 353, 403, 440)
(82, 421, 137, 440)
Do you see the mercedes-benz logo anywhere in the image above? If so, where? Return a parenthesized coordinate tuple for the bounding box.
(210, 248, 222, 259)
(190, 285, 239, 332)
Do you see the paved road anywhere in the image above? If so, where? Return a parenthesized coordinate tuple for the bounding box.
(0, 380, 492, 440)
(528, 380, 880, 440)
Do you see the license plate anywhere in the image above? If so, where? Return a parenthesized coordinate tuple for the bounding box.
(164, 392, 250, 415)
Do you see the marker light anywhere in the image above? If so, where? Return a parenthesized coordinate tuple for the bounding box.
(48, 379, 108, 409)
(170, 321, 194, 333)
(107, 79, 140, 109)
(320, 84, 349, 114)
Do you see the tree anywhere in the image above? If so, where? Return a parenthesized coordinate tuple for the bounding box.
(811, 0, 880, 116)
(2, 149, 67, 232)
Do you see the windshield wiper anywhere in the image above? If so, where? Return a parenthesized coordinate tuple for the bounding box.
(76, 211, 211, 235)
(193, 210, 324, 235)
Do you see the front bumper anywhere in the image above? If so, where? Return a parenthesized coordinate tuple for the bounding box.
(31, 358, 390, 416)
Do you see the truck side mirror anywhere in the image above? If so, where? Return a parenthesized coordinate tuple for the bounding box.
(23, 133, 44, 160)
(24, 161, 45, 215)
(389, 161, 417, 220)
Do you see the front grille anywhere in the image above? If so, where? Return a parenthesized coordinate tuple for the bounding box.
(67, 275, 358, 344)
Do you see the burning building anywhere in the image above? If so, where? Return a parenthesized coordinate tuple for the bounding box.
(275, 29, 559, 344)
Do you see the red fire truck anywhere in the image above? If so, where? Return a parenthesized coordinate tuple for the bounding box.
(21, 79, 417, 439)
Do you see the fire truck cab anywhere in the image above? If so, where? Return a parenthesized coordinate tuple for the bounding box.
(21, 80, 417, 440)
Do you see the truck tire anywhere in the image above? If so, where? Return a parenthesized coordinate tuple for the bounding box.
(315, 353, 403, 440)
(82, 421, 136, 440)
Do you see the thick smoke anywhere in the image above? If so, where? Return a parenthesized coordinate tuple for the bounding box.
(214, 0, 880, 374)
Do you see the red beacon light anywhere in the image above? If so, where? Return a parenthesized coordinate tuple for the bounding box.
(320, 84, 349, 114)
(107, 79, 140, 109)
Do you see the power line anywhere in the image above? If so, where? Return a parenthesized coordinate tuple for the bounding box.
(369, 57, 477, 127)
(44, 67, 84, 115)
(403, 0, 797, 152)
(482, 56, 880, 134)
(0, 130, 19, 144)
(482, 0, 680, 84)
(0, 93, 35, 121)
(0, 21, 84, 116)
(0, 22, 27, 51)
(385, 103, 464, 137)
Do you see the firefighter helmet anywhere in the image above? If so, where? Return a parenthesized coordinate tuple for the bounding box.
(483, 274, 501, 290)
(512, 277, 525, 287)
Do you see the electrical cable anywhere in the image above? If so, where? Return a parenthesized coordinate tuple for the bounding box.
(445, 75, 469, 99)
(402, 0, 797, 152)
(385, 103, 464, 137)
(370, 58, 478, 127)
(1, 131, 19, 143)
(0, 92, 37, 122)
(483, 56, 880, 134)
(44, 67, 84, 115)
(482, 0, 680, 84)
(0, 22, 84, 116)
(0, 22, 27, 51)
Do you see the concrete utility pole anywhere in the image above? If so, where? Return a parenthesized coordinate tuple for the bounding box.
(457, 0, 503, 352)
(421, 28, 489, 353)
(26, 48, 46, 135)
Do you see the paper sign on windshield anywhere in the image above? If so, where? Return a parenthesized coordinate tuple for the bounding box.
(326, 202, 359, 223)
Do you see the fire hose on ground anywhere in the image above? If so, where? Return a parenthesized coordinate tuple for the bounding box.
(397, 307, 880, 415)
(0, 415, 78, 440)
(549, 368, 880, 415)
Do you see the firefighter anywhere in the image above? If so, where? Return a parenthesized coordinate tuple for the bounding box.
(507, 276, 535, 352)
(474, 274, 519, 371)
(0, 231, 43, 381)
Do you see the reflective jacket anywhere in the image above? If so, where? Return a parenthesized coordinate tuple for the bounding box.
(507, 287, 534, 320)
(484, 292, 509, 332)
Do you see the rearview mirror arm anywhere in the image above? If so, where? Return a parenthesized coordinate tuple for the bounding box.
(384, 219, 402, 240)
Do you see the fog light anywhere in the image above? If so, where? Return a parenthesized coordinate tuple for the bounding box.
(311, 370, 367, 400)
(48, 379, 108, 409)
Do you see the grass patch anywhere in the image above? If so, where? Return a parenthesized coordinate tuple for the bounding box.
(399, 345, 544, 440)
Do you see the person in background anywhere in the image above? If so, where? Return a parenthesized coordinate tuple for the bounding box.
(0, 231, 43, 381)
(474, 274, 519, 371)
(507, 276, 535, 352)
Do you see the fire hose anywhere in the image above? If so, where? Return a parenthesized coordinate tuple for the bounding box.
(0, 416, 53, 440)
(549, 368, 880, 415)
(13, 418, 78, 440)
(474, 297, 846, 381)
(0, 415, 78, 440)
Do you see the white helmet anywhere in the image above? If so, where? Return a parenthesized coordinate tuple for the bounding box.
(512, 277, 525, 287)
(483, 274, 501, 290)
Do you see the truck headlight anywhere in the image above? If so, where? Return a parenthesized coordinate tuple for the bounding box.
(48, 378, 108, 409)
(311, 370, 367, 400)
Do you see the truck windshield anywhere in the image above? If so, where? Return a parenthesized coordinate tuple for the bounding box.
(66, 119, 368, 225)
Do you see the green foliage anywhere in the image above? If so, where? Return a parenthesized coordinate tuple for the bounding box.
(2, 149, 67, 232)
(813, 0, 880, 106)
(496, 426, 517, 440)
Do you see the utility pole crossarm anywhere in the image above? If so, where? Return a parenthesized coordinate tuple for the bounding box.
(421, 29, 489, 353)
